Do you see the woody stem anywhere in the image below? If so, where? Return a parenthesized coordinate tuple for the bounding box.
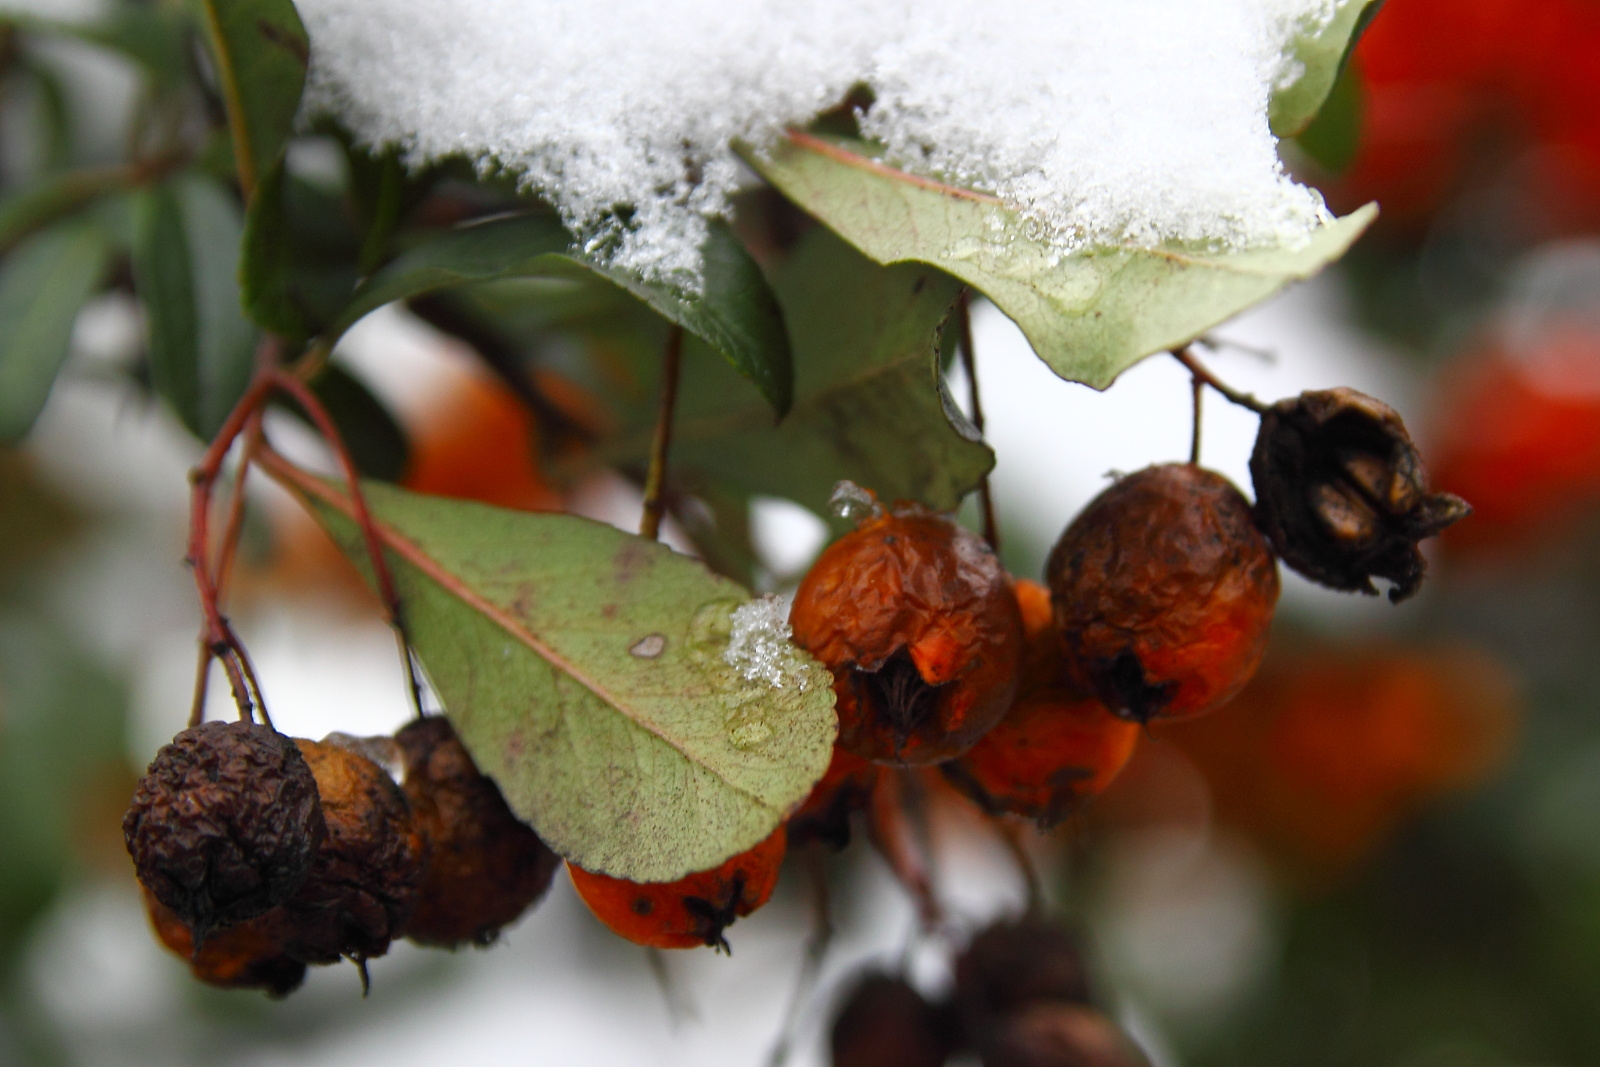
(640, 324, 685, 542)
(1171, 346, 1269, 415)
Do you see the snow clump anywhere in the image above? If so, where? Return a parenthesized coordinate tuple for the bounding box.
(724, 595, 811, 691)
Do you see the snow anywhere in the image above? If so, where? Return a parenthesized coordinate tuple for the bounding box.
(297, 0, 1343, 287)
(724, 594, 810, 690)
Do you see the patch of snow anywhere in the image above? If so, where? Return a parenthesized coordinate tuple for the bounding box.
(298, 0, 1343, 286)
(723, 594, 809, 690)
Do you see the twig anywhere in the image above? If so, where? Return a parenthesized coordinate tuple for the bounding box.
(1170, 347, 1269, 415)
(639, 325, 685, 542)
(1189, 374, 1204, 466)
(996, 821, 1044, 916)
(867, 770, 943, 930)
(956, 290, 1000, 551)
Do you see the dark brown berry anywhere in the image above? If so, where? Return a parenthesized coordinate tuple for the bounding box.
(143, 887, 305, 998)
(123, 720, 326, 943)
(268, 738, 426, 965)
(395, 717, 560, 948)
(790, 504, 1023, 765)
(1250, 387, 1471, 602)
(1046, 464, 1279, 724)
(982, 1003, 1151, 1067)
(955, 918, 1092, 1035)
(830, 972, 957, 1067)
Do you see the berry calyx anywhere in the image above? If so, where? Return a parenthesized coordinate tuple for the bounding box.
(395, 717, 560, 948)
(1250, 387, 1471, 602)
(790, 503, 1023, 765)
(123, 720, 326, 944)
(1046, 464, 1279, 724)
(568, 827, 786, 951)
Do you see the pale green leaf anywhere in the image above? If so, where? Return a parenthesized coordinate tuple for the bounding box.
(1270, 0, 1383, 137)
(284, 474, 837, 882)
(743, 134, 1375, 390)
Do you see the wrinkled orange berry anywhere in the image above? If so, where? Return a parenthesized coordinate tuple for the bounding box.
(790, 505, 1023, 765)
(143, 887, 305, 998)
(568, 828, 786, 951)
(1046, 464, 1279, 724)
(787, 745, 881, 851)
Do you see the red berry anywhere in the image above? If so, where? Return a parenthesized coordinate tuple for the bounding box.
(568, 827, 786, 951)
(1046, 464, 1279, 723)
(790, 504, 1023, 765)
(787, 745, 881, 851)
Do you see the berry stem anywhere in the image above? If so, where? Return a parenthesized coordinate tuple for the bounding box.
(640, 324, 685, 542)
(1171, 346, 1269, 415)
(1189, 373, 1204, 466)
(867, 770, 943, 930)
(996, 821, 1045, 916)
(956, 290, 1001, 551)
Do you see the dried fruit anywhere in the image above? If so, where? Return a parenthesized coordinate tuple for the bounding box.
(123, 720, 326, 942)
(954, 917, 1092, 1034)
(568, 827, 786, 951)
(787, 745, 881, 851)
(395, 717, 560, 947)
(270, 738, 427, 965)
(829, 972, 957, 1067)
(143, 887, 305, 998)
(790, 504, 1023, 765)
(942, 690, 1139, 828)
(1250, 387, 1470, 602)
(1046, 464, 1279, 723)
(982, 1002, 1151, 1067)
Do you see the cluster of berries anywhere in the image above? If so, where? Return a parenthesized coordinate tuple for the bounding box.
(831, 917, 1148, 1067)
(125, 716, 558, 995)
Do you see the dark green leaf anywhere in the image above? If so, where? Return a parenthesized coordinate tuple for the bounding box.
(273, 364, 410, 482)
(17, 7, 191, 86)
(743, 134, 1374, 390)
(240, 157, 363, 338)
(1269, 0, 1383, 137)
(193, 0, 308, 199)
(331, 213, 795, 416)
(285, 474, 836, 881)
(132, 177, 258, 438)
(598, 226, 993, 517)
(0, 221, 110, 442)
(1296, 62, 1364, 174)
(0, 167, 125, 257)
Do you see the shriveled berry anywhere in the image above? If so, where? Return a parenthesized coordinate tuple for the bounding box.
(568, 827, 786, 951)
(1011, 579, 1061, 693)
(787, 745, 881, 851)
(1046, 464, 1279, 724)
(1251, 387, 1471, 602)
(269, 738, 426, 965)
(942, 690, 1139, 828)
(123, 720, 326, 942)
(955, 917, 1092, 1034)
(143, 887, 305, 998)
(790, 504, 1023, 765)
(982, 1003, 1151, 1067)
(829, 972, 957, 1067)
(395, 717, 560, 948)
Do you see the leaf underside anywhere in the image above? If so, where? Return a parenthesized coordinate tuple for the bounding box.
(290, 476, 837, 882)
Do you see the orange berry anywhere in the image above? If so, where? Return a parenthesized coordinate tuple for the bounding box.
(568, 828, 786, 951)
(787, 745, 881, 850)
(1046, 464, 1279, 723)
(790, 505, 1023, 765)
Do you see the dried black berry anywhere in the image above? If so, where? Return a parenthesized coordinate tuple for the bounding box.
(1250, 388, 1471, 603)
(955, 918, 1091, 1037)
(123, 720, 326, 943)
(395, 717, 559, 948)
(830, 972, 957, 1067)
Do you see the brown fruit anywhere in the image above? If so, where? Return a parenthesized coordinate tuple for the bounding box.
(982, 1003, 1151, 1067)
(1251, 387, 1470, 602)
(790, 505, 1024, 765)
(143, 887, 305, 998)
(955, 918, 1092, 1036)
(1046, 464, 1279, 724)
(123, 720, 326, 943)
(395, 717, 560, 947)
(787, 745, 882, 851)
(829, 972, 957, 1067)
(269, 738, 426, 964)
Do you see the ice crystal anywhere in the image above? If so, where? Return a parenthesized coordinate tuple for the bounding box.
(724, 594, 810, 690)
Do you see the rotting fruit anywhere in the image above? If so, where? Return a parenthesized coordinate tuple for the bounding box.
(123, 719, 326, 944)
(1046, 463, 1279, 724)
(567, 827, 786, 951)
(143, 887, 306, 998)
(790, 501, 1024, 765)
(395, 716, 560, 948)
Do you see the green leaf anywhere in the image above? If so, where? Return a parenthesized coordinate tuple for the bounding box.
(283, 474, 836, 882)
(331, 213, 795, 416)
(192, 0, 308, 199)
(0, 222, 111, 442)
(1269, 0, 1383, 138)
(743, 134, 1375, 390)
(240, 158, 364, 338)
(132, 177, 258, 438)
(597, 226, 994, 517)
(1295, 61, 1364, 174)
(17, 7, 191, 86)
(0, 167, 125, 257)
(273, 364, 410, 482)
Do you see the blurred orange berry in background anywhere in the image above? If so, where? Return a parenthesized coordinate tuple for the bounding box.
(1336, 0, 1600, 231)
(402, 373, 562, 513)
